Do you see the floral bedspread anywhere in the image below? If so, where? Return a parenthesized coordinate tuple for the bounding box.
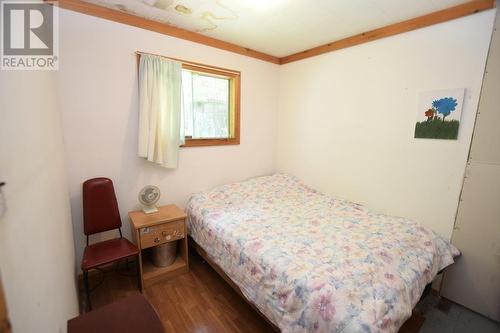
(186, 173, 459, 333)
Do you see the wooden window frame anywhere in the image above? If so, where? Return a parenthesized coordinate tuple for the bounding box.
(180, 63, 240, 148)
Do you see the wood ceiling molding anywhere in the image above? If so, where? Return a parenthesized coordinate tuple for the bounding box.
(53, 0, 495, 65)
(280, 0, 496, 64)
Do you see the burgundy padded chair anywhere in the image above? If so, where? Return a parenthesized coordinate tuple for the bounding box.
(82, 178, 141, 311)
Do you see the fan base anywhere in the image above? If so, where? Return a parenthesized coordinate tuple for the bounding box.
(142, 205, 158, 214)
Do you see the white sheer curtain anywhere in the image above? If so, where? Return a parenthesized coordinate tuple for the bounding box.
(138, 54, 184, 169)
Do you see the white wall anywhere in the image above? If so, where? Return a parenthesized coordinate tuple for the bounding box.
(57, 9, 280, 269)
(277, 10, 496, 240)
(0, 71, 79, 332)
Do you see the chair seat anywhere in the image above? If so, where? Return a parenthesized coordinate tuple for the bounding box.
(82, 238, 139, 270)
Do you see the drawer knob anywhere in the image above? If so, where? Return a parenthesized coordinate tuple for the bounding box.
(166, 235, 171, 240)
(154, 237, 160, 243)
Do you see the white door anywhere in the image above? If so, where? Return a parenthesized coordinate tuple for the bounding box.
(440, 9, 500, 322)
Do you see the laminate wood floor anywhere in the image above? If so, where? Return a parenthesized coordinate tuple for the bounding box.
(81, 250, 274, 333)
(79, 250, 424, 333)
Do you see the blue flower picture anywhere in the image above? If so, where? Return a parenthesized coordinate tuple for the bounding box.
(415, 89, 464, 140)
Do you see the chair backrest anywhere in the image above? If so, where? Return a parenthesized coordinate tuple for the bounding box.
(82, 177, 122, 236)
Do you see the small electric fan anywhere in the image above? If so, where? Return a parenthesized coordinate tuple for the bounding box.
(138, 185, 160, 214)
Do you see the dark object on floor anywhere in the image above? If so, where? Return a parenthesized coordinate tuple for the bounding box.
(81, 177, 141, 311)
(68, 293, 163, 333)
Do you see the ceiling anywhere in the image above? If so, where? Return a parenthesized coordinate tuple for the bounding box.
(84, 0, 473, 57)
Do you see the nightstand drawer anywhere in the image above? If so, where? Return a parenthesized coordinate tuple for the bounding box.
(140, 220, 185, 249)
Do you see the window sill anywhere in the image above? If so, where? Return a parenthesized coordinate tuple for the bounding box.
(181, 138, 240, 147)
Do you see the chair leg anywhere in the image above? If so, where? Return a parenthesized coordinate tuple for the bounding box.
(83, 270, 91, 311)
(136, 255, 142, 292)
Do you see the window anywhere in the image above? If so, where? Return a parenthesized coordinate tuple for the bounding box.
(181, 63, 240, 147)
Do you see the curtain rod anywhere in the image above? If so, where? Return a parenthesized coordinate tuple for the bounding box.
(135, 51, 184, 64)
(134, 51, 240, 75)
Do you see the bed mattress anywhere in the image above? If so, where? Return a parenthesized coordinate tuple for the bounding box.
(186, 173, 459, 333)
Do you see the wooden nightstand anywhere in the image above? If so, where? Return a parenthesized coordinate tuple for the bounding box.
(129, 204, 188, 288)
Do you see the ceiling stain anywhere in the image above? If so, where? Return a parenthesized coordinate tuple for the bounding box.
(195, 0, 238, 32)
(153, 0, 173, 10)
(115, 4, 127, 11)
(129, 0, 239, 32)
(175, 4, 192, 15)
(197, 11, 218, 32)
(102, 0, 174, 25)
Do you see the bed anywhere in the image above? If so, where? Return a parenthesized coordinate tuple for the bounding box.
(186, 173, 459, 333)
